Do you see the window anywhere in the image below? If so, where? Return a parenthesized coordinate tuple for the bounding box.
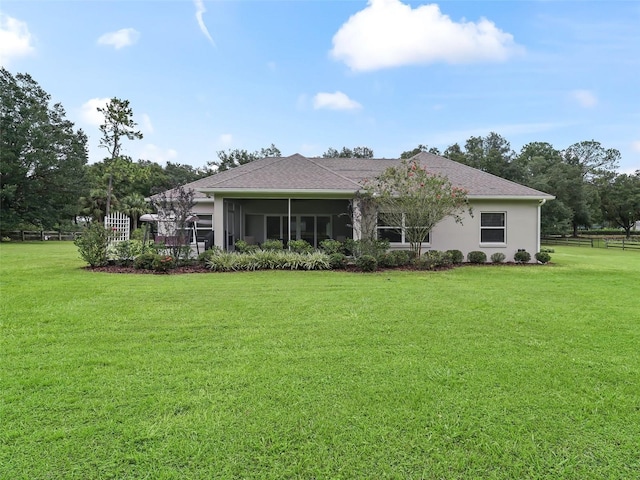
(377, 214, 429, 244)
(480, 212, 506, 243)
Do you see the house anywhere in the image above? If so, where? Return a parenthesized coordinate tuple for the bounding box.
(157, 152, 554, 261)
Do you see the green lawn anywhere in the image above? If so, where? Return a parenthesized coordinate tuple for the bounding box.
(1, 243, 639, 479)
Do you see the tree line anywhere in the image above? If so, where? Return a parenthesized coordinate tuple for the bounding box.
(1, 69, 638, 236)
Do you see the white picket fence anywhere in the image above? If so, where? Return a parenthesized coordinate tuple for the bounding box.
(104, 212, 130, 244)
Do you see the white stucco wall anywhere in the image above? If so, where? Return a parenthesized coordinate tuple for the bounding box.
(428, 199, 541, 262)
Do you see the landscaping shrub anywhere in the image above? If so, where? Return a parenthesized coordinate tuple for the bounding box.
(535, 251, 552, 264)
(356, 254, 377, 272)
(235, 239, 258, 253)
(467, 251, 487, 264)
(446, 249, 464, 264)
(205, 252, 239, 272)
(300, 252, 331, 270)
(329, 252, 348, 269)
(342, 238, 357, 256)
(74, 222, 110, 267)
(391, 250, 411, 266)
(261, 239, 284, 251)
(152, 254, 175, 273)
(288, 239, 313, 254)
(110, 240, 147, 266)
(196, 247, 222, 265)
(134, 252, 157, 270)
(414, 250, 453, 270)
(540, 247, 555, 253)
(514, 250, 531, 263)
(490, 252, 506, 264)
(377, 252, 397, 268)
(319, 239, 343, 255)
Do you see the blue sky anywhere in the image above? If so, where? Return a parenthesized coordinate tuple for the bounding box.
(2, 0, 639, 173)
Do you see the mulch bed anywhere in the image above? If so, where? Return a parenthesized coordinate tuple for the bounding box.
(87, 261, 546, 275)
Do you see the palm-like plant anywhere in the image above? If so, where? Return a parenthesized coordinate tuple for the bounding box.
(119, 193, 149, 231)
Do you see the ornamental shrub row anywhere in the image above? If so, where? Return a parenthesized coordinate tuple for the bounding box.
(205, 250, 331, 272)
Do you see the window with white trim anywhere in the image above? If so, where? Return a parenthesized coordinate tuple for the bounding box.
(377, 214, 429, 244)
(480, 212, 506, 243)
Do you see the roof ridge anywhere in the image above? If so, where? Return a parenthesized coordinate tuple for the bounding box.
(306, 157, 364, 189)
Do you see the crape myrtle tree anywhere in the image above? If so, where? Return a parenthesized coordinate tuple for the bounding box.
(151, 186, 196, 263)
(0, 68, 88, 229)
(364, 159, 471, 256)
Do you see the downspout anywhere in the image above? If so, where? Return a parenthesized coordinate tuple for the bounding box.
(537, 199, 547, 253)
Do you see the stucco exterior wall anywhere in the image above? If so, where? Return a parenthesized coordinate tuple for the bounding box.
(428, 199, 541, 262)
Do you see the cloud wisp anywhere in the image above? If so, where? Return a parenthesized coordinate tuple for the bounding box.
(97, 28, 140, 49)
(194, 0, 215, 46)
(331, 0, 523, 72)
(80, 97, 110, 127)
(313, 91, 362, 111)
(0, 13, 35, 66)
(570, 89, 598, 108)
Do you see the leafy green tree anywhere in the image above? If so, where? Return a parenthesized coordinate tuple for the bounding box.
(455, 132, 520, 181)
(0, 68, 88, 229)
(78, 188, 114, 223)
(210, 144, 281, 172)
(599, 172, 640, 237)
(563, 140, 620, 182)
(364, 159, 470, 255)
(400, 144, 441, 159)
(515, 142, 588, 236)
(322, 146, 374, 158)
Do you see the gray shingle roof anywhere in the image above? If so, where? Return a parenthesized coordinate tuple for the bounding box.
(171, 152, 553, 200)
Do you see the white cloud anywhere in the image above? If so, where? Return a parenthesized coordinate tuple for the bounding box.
(97, 28, 140, 49)
(141, 113, 154, 134)
(138, 144, 178, 165)
(331, 0, 523, 71)
(219, 133, 233, 146)
(80, 97, 110, 126)
(631, 141, 640, 153)
(570, 89, 598, 108)
(313, 91, 362, 111)
(194, 0, 215, 46)
(0, 13, 35, 66)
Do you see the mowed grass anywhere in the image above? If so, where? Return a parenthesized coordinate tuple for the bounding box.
(1, 243, 639, 479)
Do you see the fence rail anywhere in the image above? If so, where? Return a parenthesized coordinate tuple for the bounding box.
(541, 236, 640, 251)
(1, 230, 79, 241)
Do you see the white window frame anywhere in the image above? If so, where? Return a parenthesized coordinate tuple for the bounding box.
(377, 213, 430, 246)
(480, 212, 506, 245)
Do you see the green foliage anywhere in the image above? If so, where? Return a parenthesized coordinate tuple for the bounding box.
(514, 250, 532, 263)
(365, 159, 470, 255)
(134, 252, 157, 270)
(211, 144, 281, 172)
(261, 239, 284, 251)
(446, 249, 464, 264)
(490, 252, 506, 264)
(196, 247, 223, 265)
(74, 222, 110, 267)
(598, 172, 640, 238)
(329, 252, 348, 269)
(467, 251, 487, 264)
(376, 252, 397, 268)
(391, 250, 411, 266)
(1, 68, 88, 229)
(152, 254, 175, 273)
(535, 251, 552, 264)
(151, 185, 196, 264)
(322, 146, 374, 158)
(355, 254, 378, 272)
(288, 239, 313, 253)
(540, 247, 555, 253)
(414, 250, 453, 270)
(205, 250, 331, 272)
(319, 239, 344, 255)
(235, 239, 259, 253)
(109, 240, 147, 266)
